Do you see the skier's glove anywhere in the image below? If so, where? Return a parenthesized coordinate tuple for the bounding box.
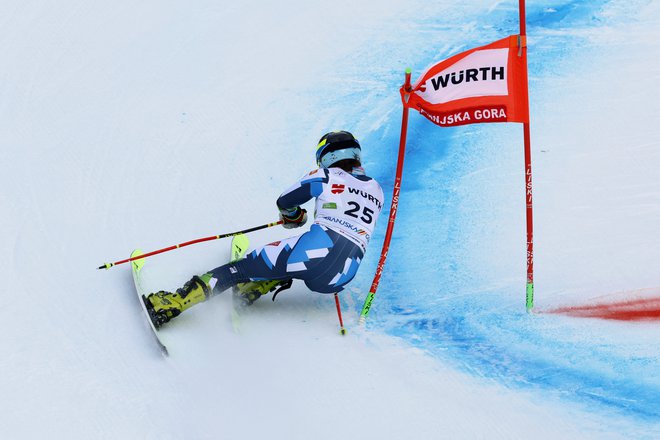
(279, 207, 307, 229)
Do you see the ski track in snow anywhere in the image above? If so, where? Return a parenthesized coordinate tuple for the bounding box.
(1, 0, 659, 439)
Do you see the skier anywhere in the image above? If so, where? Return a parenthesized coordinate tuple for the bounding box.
(145, 131, 384, 327)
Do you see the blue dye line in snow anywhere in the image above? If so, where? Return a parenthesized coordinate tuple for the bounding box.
(394, 304, 660, 420)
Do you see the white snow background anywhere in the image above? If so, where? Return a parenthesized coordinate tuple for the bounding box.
(1, 0, 658, 439)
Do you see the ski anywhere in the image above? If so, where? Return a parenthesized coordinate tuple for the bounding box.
(130, 249, 169, 356)
(229, 234, 250, 332)
(231, 233, 250, 262)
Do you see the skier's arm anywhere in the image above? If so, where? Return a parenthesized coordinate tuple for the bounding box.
(276, 168, 329, 212)
(276, 168, 329, 228)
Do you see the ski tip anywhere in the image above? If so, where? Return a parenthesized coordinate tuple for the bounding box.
(231, 234, 250, 262)
(130, 249, 145, 271)
(231, 233, 249, 247)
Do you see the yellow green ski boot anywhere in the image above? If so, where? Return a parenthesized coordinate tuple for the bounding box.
(234, 279, 292, 306)
(145, 274, 212, 328)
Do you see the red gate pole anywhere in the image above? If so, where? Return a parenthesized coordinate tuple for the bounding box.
(359, 68, 412, 325)
(519, 0, 535, 311)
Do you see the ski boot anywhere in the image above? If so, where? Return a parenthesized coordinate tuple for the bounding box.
(144, 274, 212, 328)
(233, 279, 293, 306)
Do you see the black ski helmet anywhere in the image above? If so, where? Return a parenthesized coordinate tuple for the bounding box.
(316, 131, 361, 168)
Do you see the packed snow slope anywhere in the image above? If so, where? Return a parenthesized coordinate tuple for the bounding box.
(1, 1, 658, 439)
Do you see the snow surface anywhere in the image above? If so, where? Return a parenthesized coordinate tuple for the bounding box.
(1, 0, 659, 439)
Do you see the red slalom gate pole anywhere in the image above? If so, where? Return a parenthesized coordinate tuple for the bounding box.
(97, 220, 283, 270)
(359, 68, 412, 325)
(519, 0, 535, 311)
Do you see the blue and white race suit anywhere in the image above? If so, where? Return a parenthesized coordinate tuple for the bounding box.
(210, 167, 384, 294)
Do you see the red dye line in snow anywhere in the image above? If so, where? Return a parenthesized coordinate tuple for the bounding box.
(544, 297, 660, 321)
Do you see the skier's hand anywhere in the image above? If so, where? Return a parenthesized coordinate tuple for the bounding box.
(280, 207, 307, 229)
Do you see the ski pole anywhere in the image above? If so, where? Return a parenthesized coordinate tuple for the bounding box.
(97, 220, 283, 270)
(334, 293, 346, 335)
